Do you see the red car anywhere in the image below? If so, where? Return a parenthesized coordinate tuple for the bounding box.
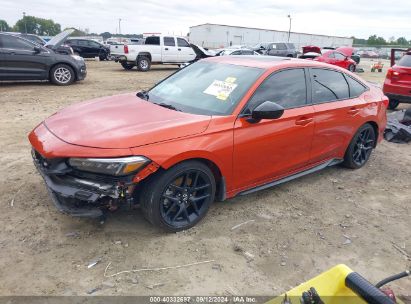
(383, 51, 411, 109)
(29, 56, 388, 231)
(313, 50, 357, 72)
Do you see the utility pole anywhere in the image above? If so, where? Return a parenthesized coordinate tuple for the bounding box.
(23, 12, 27, 33)
(287, 14, 292, 42)
(118, 18, 122, 35)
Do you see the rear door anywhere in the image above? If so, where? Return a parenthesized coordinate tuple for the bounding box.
(0, 35, 49, 80)
(176, 38, 196, 62)
(309, 68, 369, 164)
(162, 36, 179, 62)
(233, 68, 315, 191)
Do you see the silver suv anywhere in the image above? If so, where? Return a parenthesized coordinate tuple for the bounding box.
(266, 42, 297, 58)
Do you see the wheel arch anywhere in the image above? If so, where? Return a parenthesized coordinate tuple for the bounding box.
(137, 52, 152, 62)
(159, 154, 226, 201)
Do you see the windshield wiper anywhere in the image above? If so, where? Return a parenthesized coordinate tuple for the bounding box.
(136, 90, 149, 100)
(154, 102, 182, 112)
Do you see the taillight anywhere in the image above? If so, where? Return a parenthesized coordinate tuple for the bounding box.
(382, 96, 389, 108)
(124, 45, 129, 54)
(386, 68, 399, 80)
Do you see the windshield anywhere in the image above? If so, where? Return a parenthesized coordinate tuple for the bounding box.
(148, 61, 263, 116)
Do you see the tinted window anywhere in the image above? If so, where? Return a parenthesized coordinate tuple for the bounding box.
(145, 36, 160, 45)
(334, 52, 346, 60)
(177, 38, 190, 47)
(398, 54, 411, 67)
(163, 37, 175, 46)
(311, 69, 349, 103)
(247, 69, 307, 111)
(66, 40, 77, 45)
(231, 50, 241, 55)
(275, 43, 287, 50)
(345, 75, 367, 97)
(78, 40, 88, 46)
(88, 41, 100, 48)
(241, 50, 254, 55)
(0, 35, 34, 50)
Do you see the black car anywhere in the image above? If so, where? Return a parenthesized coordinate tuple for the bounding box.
(65, 39, 110, 60)
(0, 32, 87, 85)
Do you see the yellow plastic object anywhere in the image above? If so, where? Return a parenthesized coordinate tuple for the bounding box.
(266, 264, 368, 304)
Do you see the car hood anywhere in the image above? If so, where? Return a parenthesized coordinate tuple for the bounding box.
(45, 29, 75, 48)
(336, 46, 354, 57)
(44, 93, 212, 149)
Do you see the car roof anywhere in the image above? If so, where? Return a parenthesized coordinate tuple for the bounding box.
(204, 55, 341, 70)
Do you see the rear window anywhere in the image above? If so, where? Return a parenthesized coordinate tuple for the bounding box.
(164, 37, 175, 47)
(345, 76, 367, 98)
(311, 68, 349, 103)
(398, 55, 411, 67)
(145, 36, 160, 45)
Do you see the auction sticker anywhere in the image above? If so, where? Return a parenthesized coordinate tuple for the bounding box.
(203, 80, 238, 101)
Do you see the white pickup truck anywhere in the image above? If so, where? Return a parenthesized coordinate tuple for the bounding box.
(111, 35, 197, 71)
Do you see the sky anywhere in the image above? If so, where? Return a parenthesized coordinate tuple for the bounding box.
(2, 0, 411, 39)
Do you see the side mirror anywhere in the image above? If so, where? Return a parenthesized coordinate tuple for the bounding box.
(33, 46, 42, 54)
(247, 101, 284, 123)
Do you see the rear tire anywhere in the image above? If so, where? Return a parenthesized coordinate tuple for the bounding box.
(50, 64, 75, 86)
(137, 56, 151, 72)
(139, 161, 216, 232)
(388, 99, 400, 110)
(121, 62, 135, 70)
(343, 123, 376, 169)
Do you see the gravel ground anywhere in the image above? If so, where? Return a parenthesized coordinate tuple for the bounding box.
(0, 58, 410, 297)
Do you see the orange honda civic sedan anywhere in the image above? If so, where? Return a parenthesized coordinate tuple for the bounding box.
(29, 56, 388, 231)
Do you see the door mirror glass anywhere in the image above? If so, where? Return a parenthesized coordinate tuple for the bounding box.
(250, 101, 284, 121)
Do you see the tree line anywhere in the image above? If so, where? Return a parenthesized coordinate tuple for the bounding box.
(353, 35, 411, 46)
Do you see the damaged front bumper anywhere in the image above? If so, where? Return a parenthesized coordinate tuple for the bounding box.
(32, 150, 134, 218)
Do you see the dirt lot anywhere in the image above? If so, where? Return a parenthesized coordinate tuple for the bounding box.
(0, 58, 410, 297)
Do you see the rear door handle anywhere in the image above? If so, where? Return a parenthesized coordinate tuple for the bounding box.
(178, 48, 181, 51)
(295, 117, 313, 126)
(165, 48, 169, 51)
(348, 107, 360, 115)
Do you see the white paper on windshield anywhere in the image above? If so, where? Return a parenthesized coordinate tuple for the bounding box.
(203, 80, 238, 101)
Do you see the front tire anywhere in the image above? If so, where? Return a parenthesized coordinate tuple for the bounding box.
(343, 123, 376, 169)
(388, 99, 400, 110)
(348, 64, 356, 72)
(137, 56, 151, 72)
(50, 64, 75, 86)
(140, 161, 216, 232)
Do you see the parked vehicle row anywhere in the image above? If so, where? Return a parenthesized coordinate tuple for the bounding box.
(29, 56, 388, 231)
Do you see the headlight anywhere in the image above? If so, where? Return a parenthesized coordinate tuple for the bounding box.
(68, 156, 149, 176)
(70, 55, 83, 61)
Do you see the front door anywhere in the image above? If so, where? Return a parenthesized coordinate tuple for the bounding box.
(176, 38, 196, 62)
(0, 35, 48, 80)
(233, 68, 315, 192)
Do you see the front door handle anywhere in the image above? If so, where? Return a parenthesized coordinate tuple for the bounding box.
(178, 48, 181, 51)
(348, 107, 360, 115)
(295, 117, 313, 126)
(164, 48, 169, 51)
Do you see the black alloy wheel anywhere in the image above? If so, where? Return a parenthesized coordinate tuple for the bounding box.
(140, 161, 215, 232)
(343, 123, 376, 169)
(160, 170, 212, 228)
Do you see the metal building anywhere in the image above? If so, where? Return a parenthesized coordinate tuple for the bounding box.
(189, 23, 353, 50)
